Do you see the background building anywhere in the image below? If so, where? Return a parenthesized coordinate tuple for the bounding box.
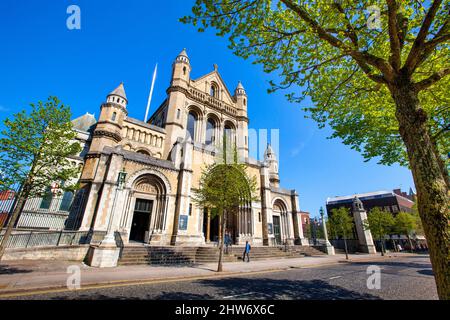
(326, 189, 415, 216)
(326, 189, 417, 253)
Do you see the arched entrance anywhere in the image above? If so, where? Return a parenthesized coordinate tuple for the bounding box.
(128, 174, 168, 243)
(272, 199, 289, 245)
(201, 166, 253, 245)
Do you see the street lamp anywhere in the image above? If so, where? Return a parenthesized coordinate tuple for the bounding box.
(117, 168, 127, 190)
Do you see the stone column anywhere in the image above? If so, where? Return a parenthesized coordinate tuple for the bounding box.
(206, 208, 211, 243)
(352, 197, 377, 254)
(260, 164, 272, 246)
(320, 207, 335, 255)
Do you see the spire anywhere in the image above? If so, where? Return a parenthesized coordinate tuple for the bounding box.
(179, 48, 188, 57)
(176, 48, 190, 64)
(264, 143, 276, 161)
(107, 82, 128, 107)
(109, 82, 127, 100)
(235, 81, 246, 96)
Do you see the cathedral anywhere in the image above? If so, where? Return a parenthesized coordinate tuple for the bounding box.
(71, 49, 305, 249)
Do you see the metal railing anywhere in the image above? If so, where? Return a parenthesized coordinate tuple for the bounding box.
(0, 230, 91, 249)
(0, 229, 111, 250)
(114, 231, 125, 259)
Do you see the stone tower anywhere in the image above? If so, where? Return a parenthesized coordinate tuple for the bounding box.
(235, 81, 249, 160)
(163, 49, 192, 158)
(90, 83, 128, 152)
(264, 144, 280, 188)
(352, 196, 377, 254)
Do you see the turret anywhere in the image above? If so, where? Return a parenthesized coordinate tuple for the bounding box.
(264, 144, 280, 188)
(235, 81, 249, 160)
(90, 83, 128, 152)
(163, 49, 192, 159)
(171, 48, 191, 87)
(235, 81, 247, 115)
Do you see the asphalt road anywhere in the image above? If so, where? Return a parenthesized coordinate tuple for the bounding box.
(3, 255, 438, 300)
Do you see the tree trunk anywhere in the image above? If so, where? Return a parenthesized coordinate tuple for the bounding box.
(380, 237, 385, 256)
(392, 239, 397, 252)
(391, 80, 450, 299)
(0, 190, 28, 261)
(407, 234, 414, 253)
(217, 211, 226, 272)
(343, 230, 349, 260)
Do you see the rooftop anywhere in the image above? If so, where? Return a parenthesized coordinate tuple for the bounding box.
(327, 190, 415, 205)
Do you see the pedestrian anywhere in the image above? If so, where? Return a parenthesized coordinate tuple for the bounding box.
(224, 232, 230, 254)
(397, 243, 402, 252)
(242, 241, 251, 262)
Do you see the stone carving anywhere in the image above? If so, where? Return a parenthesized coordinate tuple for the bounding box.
(135, 182, 157, 194)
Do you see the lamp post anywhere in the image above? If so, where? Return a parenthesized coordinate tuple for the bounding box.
(320, 206, 335, 255)
(101, 168, 127, 245)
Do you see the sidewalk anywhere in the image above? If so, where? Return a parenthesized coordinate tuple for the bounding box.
(0, 252, 417, 297)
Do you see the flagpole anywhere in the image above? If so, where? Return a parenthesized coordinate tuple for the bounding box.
(144, 64, 158, 123)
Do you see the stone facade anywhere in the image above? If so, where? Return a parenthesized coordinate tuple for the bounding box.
(73, 49, 305, 248)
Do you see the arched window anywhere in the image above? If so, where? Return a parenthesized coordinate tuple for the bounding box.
(205, 118, 216, 145)
(40, 187, 53, 210)
(224, 123, 236, 145)
(137, 150, 150, 156)
(187, 111, 197, 141)
(111, 112, 117, 121)
(210, 83, 218, 98)
(59, 191, 74, 211)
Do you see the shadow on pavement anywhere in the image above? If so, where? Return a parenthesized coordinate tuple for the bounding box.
(194, 278, 380, 300)
(350, 260, 431, 270)
(417, 269, 434, 276)
(0, 265, 33, 275)
(45, 278, 379, 300)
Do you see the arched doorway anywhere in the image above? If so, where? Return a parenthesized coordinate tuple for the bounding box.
(129, 174, 167, 243)
(201, 165, 253, 245)
(272, 199, 289, 245)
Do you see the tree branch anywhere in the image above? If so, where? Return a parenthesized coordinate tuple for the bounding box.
(386, 0, 402, 71)
(333, 2, 358, 47)
(404, 0, 443, 73)
(414, 67, 450, 91)
(280, 0, 394, 83)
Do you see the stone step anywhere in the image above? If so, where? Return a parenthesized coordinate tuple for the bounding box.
(118, 245, 320, 266)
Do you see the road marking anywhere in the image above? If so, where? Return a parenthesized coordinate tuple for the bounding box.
(223, 292, 255, 299)
(329, 276, 342, 280)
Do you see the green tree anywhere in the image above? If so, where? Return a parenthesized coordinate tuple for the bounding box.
(303, 221, 311, 239)
(329, 207, 354, 260)
(192, 136, 258, 272)
(182, 0, 450, 299)
(0, 97, 81, 260)
(395, 211, 418, 252)
(365, 208, 395, 256)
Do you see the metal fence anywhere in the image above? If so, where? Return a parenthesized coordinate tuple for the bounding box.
(0, 230, 107, 249)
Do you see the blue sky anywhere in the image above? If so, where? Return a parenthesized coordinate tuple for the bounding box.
(0, 0, 414, 218)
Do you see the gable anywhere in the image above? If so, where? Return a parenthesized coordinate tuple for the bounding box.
(190, 70, 236, 105)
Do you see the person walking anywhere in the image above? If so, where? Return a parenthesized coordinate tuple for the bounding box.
(242, 241, 251, 262)
(224, 232, 231, 254)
